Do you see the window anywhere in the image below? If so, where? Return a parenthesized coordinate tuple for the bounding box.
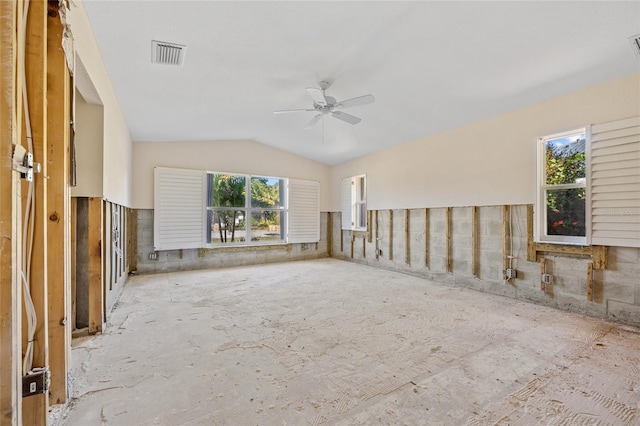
(537, 129, 588, 245)
(206, 173, 286, 244)
(341, 174, 367, 231)
(154, 167, 319, 250)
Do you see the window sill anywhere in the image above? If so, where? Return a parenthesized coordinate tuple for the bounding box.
(198, 243, 289, 257)
(526, 206, 607, 269)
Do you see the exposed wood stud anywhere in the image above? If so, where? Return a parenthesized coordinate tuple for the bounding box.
(526, 205, 536, 262)
(375, 210, 379, 259)
(0, 0, 21, 421)
(446, 207, 452, 273)
(587, 262, 594, 302)
(389, 210, 393, 261)
(350, 233, 354, 258)
(472, 206, 479, 278)
(405, 209, 410, 265)
(22, 0, 50, 421)
(46, 1, 71, 404)
(591, 246, 608, 270)
(367, 210, 373, 243)
(71, 198, 77, 330)
(362, 236, 366, 258)
(88, 197, 103, 335)
(340, 213, 343, 252)
(502, 205, 509, 280)
(540, 258, 546, 291)
(127, 208, 138, 272)
(326, 212, 333, 256)
(424, 208, 429, 268)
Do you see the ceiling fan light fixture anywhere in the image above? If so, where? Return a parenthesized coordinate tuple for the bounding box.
(629, 34, 640, 58)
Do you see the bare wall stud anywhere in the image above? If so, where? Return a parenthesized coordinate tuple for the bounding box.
(446, 207, 452, 273)
(405, 209, 410, 265)
(425, 208, 430, 268)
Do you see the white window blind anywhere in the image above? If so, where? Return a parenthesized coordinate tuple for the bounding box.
(288, 179, 320, 243)
(590, 116, 640, 247)
(154, 167, 206, 250)
(341, 177, 353, 230)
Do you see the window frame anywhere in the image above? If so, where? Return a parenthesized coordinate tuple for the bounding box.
(536, 128, 590, 245)
(206, 172, 287, 246)
(342, 174, 367, 231)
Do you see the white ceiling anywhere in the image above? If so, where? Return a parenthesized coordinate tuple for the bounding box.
(82, 1, 640, 165)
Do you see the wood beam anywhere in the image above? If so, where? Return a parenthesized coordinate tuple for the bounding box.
(70, 198, 76, 331)
(526, 205, 536, 262)
(1, 0, 22, 423)
(404, 209, 410, 265)
(45, 1, 70, 405)
(587, 262, 594, 302)
(22, 0, 50, 422)
(446, 207, 452, 273)
(326, 212, 332, 257)
(375, 210, 379, 260)
(367, 210, 372, 243)
(472, 206, 479, 278)
(87, 197, 103, 334)
(339, 213, 343, 252)
(502, 205, 509, 280)
(388, 210, 393, 261)
(424, 208, 429, 268)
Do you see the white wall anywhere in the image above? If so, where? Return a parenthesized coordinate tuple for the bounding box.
(330, 73, 640, 211)
(131, 140, 332, 211)
(72, 92, 103, 197)
(69, 1, 133, 206)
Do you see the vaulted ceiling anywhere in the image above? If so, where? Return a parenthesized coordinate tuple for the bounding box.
(83, 1, 640, 165)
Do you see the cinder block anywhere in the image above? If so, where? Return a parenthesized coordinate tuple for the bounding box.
(608, 300, 640, 326)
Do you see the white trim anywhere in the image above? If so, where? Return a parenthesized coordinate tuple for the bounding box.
(536, 128, 588, 245)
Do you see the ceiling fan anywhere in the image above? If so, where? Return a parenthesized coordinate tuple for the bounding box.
(274, 81, 375, 128)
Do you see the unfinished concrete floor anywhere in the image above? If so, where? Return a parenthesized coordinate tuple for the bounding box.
(59, 259, 640, 425)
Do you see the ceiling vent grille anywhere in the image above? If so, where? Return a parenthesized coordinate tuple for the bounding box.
(629, 34, 640, 59)
(151, 40, 186, 66)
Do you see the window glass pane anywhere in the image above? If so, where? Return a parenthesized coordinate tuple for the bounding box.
(546, 188, 586, 237)
(357, 176, 366, 202)
(545, 133, 586, 185)
(211, 174, 246, 208)
(251, 177, 283, 208)
(356, 202, 366, 229)
(250, 210, 284, 242)
(209, 209, 246, 243)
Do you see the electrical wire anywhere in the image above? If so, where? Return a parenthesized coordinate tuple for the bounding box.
(20, 0, 38, 374)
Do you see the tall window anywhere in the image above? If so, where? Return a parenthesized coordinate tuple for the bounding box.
(537, 129, 588, 244)
(206, 173, 286, 244)
(341, 174, 367, 231)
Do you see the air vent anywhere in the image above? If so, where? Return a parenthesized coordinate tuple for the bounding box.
(629, 34, 640, 58)
(151, 40, 186, 66)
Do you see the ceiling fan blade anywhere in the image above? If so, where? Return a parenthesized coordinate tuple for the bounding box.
(331, 110, 361, 125)
(273, 108, 315, 114)
(336, 94, 375, 109)
(305, 114, 323, 129)
(306, 87, 327, 106)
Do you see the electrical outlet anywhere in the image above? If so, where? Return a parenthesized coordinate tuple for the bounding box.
(149, 252, 158, 260)
(503, 268, 517, 279)
(542, 273, 553, 285)
(376, 249, 383, 257)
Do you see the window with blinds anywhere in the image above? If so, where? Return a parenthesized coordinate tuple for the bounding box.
(590, 116, 640, 248)
(154, 167, 320, 249)
(153, 167, 206, 250)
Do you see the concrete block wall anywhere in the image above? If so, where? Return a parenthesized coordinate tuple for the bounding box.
(330, 205, 640, 327)
(135, 209, 329, 274)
